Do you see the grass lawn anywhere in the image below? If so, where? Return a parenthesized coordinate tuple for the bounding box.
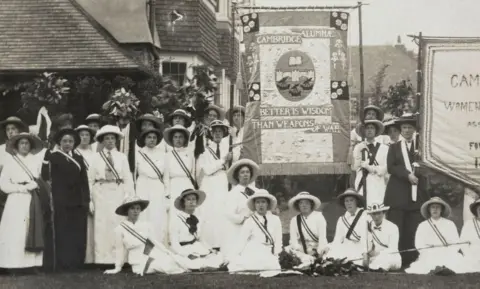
(1, 270, 479, 289)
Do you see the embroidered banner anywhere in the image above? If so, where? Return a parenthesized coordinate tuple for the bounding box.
(240, 11, 350, 175)
(421, 38, 480, 188)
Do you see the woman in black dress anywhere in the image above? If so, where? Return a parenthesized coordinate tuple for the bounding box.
(41, 128, 90, 271)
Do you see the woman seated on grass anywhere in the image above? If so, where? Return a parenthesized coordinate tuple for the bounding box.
(104, 196, 188, 276)
(406, 197, 470, 274)
(227, 189, 283, 273)
(286, 192, 328, 265)
(169, 189, 225, 271)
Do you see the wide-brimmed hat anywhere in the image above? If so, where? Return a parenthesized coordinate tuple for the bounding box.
(383, 118, 400, 135)
(362, 119, 384, 137)
(226, 106, 246, 120)
(205, 104, 226, 121)
(115, 196, 149, 216)
(135, 114, 162, 131)
(174, 188, 206, 211)
(85, 114, 102, 124)
(469, 199, 480, 217)
(74, 125, 96, 144)
(288, 191, 321, 212)
(337, 188, 365, 208)
(227, 159, 260, 185)
(247, 189, 278, 211)
(163, 124, 190, 147)
(8, 132, 44, 155)
(420, 197, 451, 219)
(138, 128, 163, 148)
(363, 105, 384, 121)
(0, 116, 28, 132)
(95, 125, 124, 143)
(209, 120, 229, 137)
(397, 112, 418, 128)
(366, 203, 390, 214)
(54, 128, 81, 147)
(166, 109, 192, 128)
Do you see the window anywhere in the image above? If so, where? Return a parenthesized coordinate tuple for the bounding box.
(162, 62, 187, 85)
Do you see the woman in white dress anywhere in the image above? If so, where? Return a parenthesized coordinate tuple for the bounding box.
(135, 128, 167, 243)
(104, 196, 188, 275)
(226, 106, 245, 162)
(227, 189, 282, 273)
(221, 159, 259, 256)
(461, 199, 480, 271)
(169, 189, 224, 270)
(406, 197, 470, 274)
(0, 133, 44, 270)
(74, 125, 96, 264)
(286, 192, 328, 265)
(158, 109, 193, 153)
(88, 125, 134, 264)
(163, 125, 196, 204)
(323, 189, 368, 265)
(134, 114, 163, 158)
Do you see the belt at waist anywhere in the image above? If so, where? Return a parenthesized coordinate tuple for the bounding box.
(179, 238, 197, 246)
(94, 179, 124, 184)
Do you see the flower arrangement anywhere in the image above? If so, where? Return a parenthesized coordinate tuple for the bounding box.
(20, 72, 70, 110)
(101, 87, 140, 119)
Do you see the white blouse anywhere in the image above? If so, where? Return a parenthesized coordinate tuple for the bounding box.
(88, 148, 134, 194)
(366, 219, 399, 254)
(113, 220, 154, 269)
(0, 153, 41, 193)
(224, 184, 256, 225)
(136, 147, 165, 180)
(289, 211, 328, 254)
(329, 208, 368, 247)
(169, 211, 208, 257)
(75, 146, 95, 171)
(415, 218, 460, 249)
(197, 140, 229, 177)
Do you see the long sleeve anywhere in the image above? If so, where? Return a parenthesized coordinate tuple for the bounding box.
(0, 159, 27, 194)
(289, 217, 300, 251)
(168, 218, 189, 257)
(330, 218, 345, 247)
(80, 158, 90, 205)
(224, 193, 246, 225)
(228, 218, 252, 259)
(199, 153, 226, 176)
(273, 216, 283, 256)
(121, 155, 134, 197)
(387, 144, 409, 181)
(372, 146, 388, 176)
(386, 224, 399, 253)
(352, 143, 363, 171)
(316, 214, 328, 251)
(87, 158, 96, 192)
(41, 149, 51, 181)
(414, 221, 428, 248)
(113, 228, 127, 270)
(163, 157, 171, 199)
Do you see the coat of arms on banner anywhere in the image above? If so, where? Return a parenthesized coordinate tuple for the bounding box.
(240, 11, 351, 175)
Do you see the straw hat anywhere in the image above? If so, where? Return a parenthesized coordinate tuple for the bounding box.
(54, 128, 80, 147)
(138, 128, 163, 148)
(135, 113, 162, 131)
(469, 199, 480, 217)
(85, 114, 102, 124)
(205, 104, 226, 121)
(174, 188, 206, 211)
(115, 196, 149, 216)
(75, 125, 96, 144)
(226, 105, 246, 120)
(420, 197, 452, 219)
(0, 116, 28, 132)
(288, 191, 321, 212)
(163, 124, 190, 147)
(362, 119, 384, 137)
(363, 105, 384, 121)
(8, 132, 44, 155)
(166, 109, 192, 128)
(337, 188, 365, 208)
(366, 203, 390, 214)
(246, 189, 277, 211)
(95, 125, 124, 143)
(227, 159, 260, 185)
(209, 119, 229, 137)
(397, 112, 418, 128)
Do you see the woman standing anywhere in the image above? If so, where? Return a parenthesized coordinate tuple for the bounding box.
(104, 196, 188, 275)
(221, 159, 259, 256)
(226, 106, 245, 162)
(42, 128, 90, 271)
(159, 109, 193, 153)
(461, 199, 480, 271)
(0, 133, 44, 270)
(227, 189, 283, 273)
(88, 125, 134, 265)
(74, 125, 96, 264)
(135, 128, 167, 243)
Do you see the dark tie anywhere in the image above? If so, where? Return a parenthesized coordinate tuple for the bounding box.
(216, 143, 220, 158)
(245, 187, 255, 196)
(105, 151, 115, 180)
(367, 143, 375, 152)
(186, 214, 199, 235)
(263, 216, 268, 243)
(374, 226, 381, 231)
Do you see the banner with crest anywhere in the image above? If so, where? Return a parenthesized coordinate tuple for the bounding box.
(240, 11, 351, 175)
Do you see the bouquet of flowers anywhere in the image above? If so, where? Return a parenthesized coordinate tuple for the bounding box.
(102, 87, 140, 119)
(20, 72, 70, 109)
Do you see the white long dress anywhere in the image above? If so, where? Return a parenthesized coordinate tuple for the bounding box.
(228, 212, 282, 272)
(88, 148, 134, 264)
(325, 208, 368, 265)
(196, 140, 229, 249)
(460, 218, 480, 272)
(288, 211, 328, 263)
(221, 184, 257, 256)
(0, 153, 43, 268)
(169, 210, 224, 270)
(112, 220, 188, 275)
(136, 146, 167, 243)
(164, 147, 196, 206)
(366, 219, 401, 270)
(353, 141, 388, 206)
(406, 217, 470, 274)
(75, 146, 96, 264)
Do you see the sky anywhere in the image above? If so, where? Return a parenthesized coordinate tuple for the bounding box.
(247, 0, 480, 50)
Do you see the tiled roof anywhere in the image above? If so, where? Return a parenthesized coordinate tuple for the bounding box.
(348, 45, 417, 94)
(155, 0, 220, 66)
(217, 27, 240, 80)
(75, 0, 161, 48)
(0, 0, 146, 73)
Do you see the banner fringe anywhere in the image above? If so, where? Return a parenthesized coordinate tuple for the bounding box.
(259, 162, 350, 176)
